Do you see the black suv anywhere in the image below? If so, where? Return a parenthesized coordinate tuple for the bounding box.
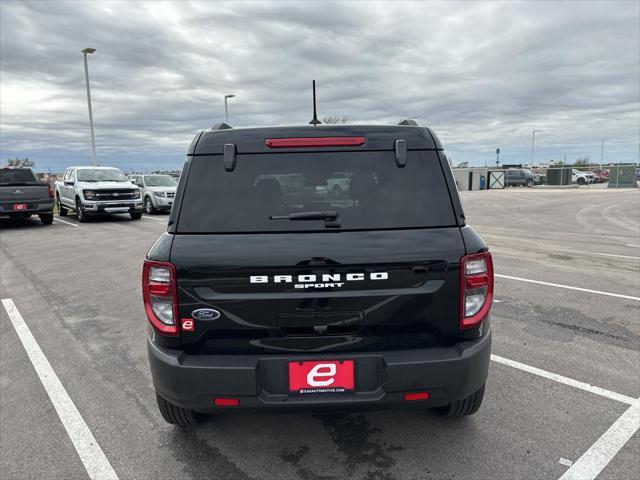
(143, 123, 493, 425)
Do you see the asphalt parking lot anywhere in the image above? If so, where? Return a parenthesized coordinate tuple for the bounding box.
(1, 187, 638, 480)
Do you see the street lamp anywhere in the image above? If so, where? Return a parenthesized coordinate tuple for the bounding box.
(224, 94, 235, 123)
(600, 138, 606, 170)
(82, 48, 97, 166)
(531, 129, 542, 168)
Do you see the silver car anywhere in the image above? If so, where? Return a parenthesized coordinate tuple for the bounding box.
(128, 174, 177, 214)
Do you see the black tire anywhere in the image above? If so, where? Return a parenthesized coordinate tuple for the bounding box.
(76, 198, 88, 223)
(40, 213, 54, 225)
(577, 177, 586, 185)
(526, 179, 534, 188)
(144, 196, 156, 214)
(130, 211, 142, 220)
(156, 394, 200, 426)
(57, 195, 68, 216)
(437, 384, 485, 418)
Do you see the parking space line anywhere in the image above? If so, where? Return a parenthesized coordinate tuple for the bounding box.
(558, 398, 640, 480)
(495, 274, 640, 302)
(491, 355, 637, 405)
(53, 217, 79, 227)
(1, 299, 119, 480)
(142, 215, 165, 221)
(493, 246, 640, 261)
(589, 252, 640, 260)
(626, 244, 640, 248)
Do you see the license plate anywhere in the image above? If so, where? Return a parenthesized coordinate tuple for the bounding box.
(13, 203, 27, 211)
(288, 360, 354, 394)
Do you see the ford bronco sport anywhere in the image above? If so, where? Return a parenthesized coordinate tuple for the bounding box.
(143, 123, 493, 425)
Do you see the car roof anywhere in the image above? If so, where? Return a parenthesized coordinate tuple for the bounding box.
(190, 124, 443, 155)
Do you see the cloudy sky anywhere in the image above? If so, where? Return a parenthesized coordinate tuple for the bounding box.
(1, 0, 638, 172)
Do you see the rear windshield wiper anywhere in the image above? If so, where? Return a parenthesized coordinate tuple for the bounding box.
(270, 211, 341, 228)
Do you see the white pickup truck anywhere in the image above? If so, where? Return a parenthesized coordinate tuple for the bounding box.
(55, 166, 143, 222)
(571, 169, 596, 185)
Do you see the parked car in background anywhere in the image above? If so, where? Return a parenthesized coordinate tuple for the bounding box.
(531, 170, 547, 185)
(128, 174, 177, 214)
(505, 168, 535, 187)
(590, 170, 609, 183)
(571, 169, 596, 185)
(0, 167, 54, 224)
(55, 166, 143, 222)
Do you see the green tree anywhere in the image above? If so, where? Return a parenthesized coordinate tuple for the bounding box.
(574, 156, 591, 166)
(322, 116, 350, 124)
(7, 157, 35, 168)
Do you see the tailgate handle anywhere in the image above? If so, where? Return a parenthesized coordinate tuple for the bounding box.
(224, 143, 237, 172)
(278, 312, 362, 328)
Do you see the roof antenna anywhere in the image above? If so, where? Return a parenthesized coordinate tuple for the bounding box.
(309, 79, 321, 126)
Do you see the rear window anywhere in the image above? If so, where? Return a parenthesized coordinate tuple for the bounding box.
(177, 151, 456, 233)
(0, 168, 37, 184)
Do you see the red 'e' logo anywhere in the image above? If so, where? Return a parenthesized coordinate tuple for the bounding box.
(181, 319, 195, 331)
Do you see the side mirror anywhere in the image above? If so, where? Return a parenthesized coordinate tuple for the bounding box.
(64, 180, 74, 186)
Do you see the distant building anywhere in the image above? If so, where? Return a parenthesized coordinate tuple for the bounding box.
(451, 167, 495, 190)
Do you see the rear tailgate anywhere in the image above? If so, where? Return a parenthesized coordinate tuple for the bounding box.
(0, 184, 49, 201)
(172, 228, 464, 354)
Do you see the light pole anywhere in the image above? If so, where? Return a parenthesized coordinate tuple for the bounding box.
(600, 138, 605, 170)
(82, 48, 97, 166)
(224, 94, 235, 123)
(531, 129, 541, 169)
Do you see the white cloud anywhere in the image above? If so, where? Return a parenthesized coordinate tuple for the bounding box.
(1, 0, 638, 171)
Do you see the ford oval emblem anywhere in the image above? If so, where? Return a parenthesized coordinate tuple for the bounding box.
(191, 308, 221, 321)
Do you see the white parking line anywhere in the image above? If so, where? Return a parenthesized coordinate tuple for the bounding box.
(490, 243, 640, 261)
(558, 398, 640, 480)
(589, 252, 640, 260)
(626, 244, 640, 248)
(495, 274, 640, 302)
(142, 215, 165, 221)
(491, 355, 637, 405)
(1, 299, 119, 480)
(53, 217, 79, 227)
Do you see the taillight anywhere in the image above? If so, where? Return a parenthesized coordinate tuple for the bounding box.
(142, 260, 178, 336)
(214, 398, 240, 407)
(404, 392, 430, 402)
(265, 137, 366, 148)
(47, 183, 54, 198)
(460, 252, 494, 329)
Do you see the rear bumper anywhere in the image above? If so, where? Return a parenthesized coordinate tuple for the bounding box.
(148, 328, 492, 413)
(0, 201, 54, 215)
